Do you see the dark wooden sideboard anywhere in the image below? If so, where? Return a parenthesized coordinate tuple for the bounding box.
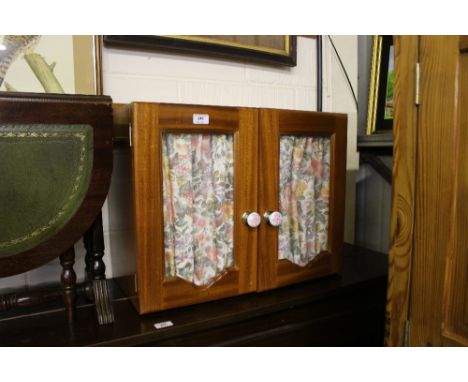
(0, 243, 387, 346)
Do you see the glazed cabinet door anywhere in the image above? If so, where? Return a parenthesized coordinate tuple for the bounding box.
(257, 109, 347, 291)
(131, 103, 258, 313)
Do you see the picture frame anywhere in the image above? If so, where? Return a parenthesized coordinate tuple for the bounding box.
(103, 35, 297, 67)
(366, 35, 394, 135)
(0, 35, 102, 96)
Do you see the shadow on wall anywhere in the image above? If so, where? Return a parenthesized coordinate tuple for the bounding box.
(355, 157, 392, 253)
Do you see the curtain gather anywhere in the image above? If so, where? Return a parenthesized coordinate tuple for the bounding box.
(278, 135, 331, 266)
(162, 134, 234, 287)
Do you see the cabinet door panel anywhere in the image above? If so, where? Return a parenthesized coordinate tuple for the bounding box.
(131, 103, 258, 313)
(258, 109, 347, 291)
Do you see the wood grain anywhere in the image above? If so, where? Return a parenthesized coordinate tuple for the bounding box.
(409, 36, 460, 346)
(257, 109, 347, 291)
(387, 36, 468, 347)
(131, 103, 161, 313)
(385, 36, 419, 346)
(441, 48, 468, 346)
(130, 103, 347, 312)
(131, 103, 258, 313)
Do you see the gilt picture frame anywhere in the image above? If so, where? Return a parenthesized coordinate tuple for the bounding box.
(103, 35, 297, 67)
(366, 35, 394, 135)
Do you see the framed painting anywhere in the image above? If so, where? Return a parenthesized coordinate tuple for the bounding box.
(0, 35, 102, 95)
(366, 35, 394, 135)
(103, 35, 297, 67)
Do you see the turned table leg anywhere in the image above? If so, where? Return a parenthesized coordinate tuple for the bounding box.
(60, 246, 77, 324)
(83, 212, 114, 325)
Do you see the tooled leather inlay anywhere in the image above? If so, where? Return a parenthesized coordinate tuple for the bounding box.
(0, 124, 93, 257)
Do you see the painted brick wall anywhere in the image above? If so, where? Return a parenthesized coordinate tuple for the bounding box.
(103, 38, 317, 108)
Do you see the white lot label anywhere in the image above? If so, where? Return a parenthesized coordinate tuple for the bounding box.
(193, 114, 210, 124)
(154, 320, 174, 329)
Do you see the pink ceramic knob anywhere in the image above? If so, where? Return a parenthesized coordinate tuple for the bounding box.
(264, 211, 283, 227)
(242, 212, 261, 228)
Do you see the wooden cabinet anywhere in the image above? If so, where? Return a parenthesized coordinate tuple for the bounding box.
(122, 102, 347, 314)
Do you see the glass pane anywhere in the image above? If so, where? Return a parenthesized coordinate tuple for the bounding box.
(162, 133, 234, 286)
(278, 135, 331, 266)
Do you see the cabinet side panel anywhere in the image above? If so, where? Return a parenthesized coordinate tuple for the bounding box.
(131, 103, 162, 313)
(330, 115, 347, 273)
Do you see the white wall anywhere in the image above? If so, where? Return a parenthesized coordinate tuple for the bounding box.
(0, 36, 358, 290)
(325, 36, 359, 242)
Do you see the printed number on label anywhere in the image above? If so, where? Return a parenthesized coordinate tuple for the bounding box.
(193, 114, 210, 125)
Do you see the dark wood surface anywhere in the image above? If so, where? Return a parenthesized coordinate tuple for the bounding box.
(357, 133, 393, 149)
(0, 92, 114, 277)
(0, 243, 387, 346)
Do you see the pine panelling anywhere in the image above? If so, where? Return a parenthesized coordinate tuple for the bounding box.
(441, 49, 468, 346)
(409, 36, 460, 346)
(385, 36, 419, 346)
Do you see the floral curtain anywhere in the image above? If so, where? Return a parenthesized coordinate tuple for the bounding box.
(278, 135, 331, 266)
(162, 134, 234, 287)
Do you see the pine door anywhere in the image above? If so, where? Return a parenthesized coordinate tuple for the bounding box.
(257, 109, 347, 291)
(443, 38, 468, 345)
(386, 36, 468, 346)
(131, 103, 258, 313)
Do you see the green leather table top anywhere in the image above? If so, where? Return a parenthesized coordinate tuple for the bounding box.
(0, 124, 93, 258)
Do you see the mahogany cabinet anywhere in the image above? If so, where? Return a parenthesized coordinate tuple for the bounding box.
(118, 102, 347, 314)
